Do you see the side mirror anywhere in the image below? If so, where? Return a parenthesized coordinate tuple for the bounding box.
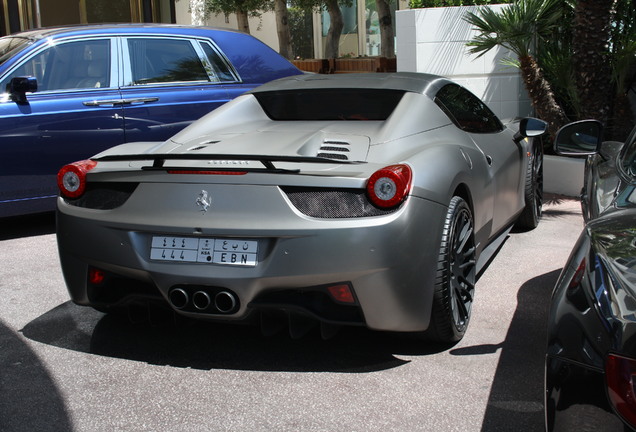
(520, 117, 548, 137)
(7, 76, 37, 104)
(554, 120, 603, 156)
(514, 117, 547, 142)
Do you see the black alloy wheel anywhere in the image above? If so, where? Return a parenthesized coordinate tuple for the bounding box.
(427, 196, 476, 343)
(516, 142, 543, 230)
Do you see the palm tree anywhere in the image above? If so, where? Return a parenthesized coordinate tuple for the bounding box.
(571, 0, 616, 126)
(606, 0, 636, 140)
(464, 0, 569, 137)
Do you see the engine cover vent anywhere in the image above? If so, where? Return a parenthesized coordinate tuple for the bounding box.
(318, 139, 350, 160)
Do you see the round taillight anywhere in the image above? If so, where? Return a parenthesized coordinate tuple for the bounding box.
(57, 160, 97, 199)
(366, 164, 412, 209)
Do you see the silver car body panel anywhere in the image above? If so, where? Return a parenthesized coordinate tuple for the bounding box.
(56, 73, 533, 332)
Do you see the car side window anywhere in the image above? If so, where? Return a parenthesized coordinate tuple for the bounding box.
(126, 38, 232, 85)
(0, 39, 110, 93)
(199, 41, 237, 82)
(620, 128, 636, 177)
(435, 84, 503, 134)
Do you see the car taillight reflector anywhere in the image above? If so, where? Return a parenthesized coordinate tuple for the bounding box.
(366, 164, 412, 209)
(57, 160, 97, 199)
(327, 284, 355, 304)
(568, 259, 586, 290)
(88, 267, 106, 285)
(606, 353, 636, 428)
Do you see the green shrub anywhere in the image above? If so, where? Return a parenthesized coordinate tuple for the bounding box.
(409, 1, 507, 9)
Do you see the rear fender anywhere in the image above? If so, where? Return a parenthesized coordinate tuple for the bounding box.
(406, 141, 492, 252)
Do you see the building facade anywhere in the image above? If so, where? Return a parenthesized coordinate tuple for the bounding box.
(1, 0, 176, 36)
(2, 0, 404, 61)
(190, 0, 405, 59)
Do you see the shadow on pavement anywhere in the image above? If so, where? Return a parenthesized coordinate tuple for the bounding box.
(450, 269, 560, 432)
(0, 212, 55, 240)
(541, 206, 582, 220)
(0, 320, 72, 432)
(21, 302, 454, 373)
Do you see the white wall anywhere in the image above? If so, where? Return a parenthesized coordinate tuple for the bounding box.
(176, 0, 280, 51)
(396, 5, 532, 121)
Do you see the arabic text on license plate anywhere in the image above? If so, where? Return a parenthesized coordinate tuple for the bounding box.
(150, 236, 258, 266)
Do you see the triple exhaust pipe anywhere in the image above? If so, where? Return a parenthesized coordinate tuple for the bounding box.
(168, 287, 238, 314)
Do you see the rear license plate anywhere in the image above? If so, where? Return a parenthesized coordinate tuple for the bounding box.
(150, 236, 258, 267)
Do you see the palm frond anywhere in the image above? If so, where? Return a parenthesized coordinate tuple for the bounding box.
(464, 0, 569, 58)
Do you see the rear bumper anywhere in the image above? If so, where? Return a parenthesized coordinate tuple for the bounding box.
(545, 355, 625, 431)
(57, 191, 447, 332)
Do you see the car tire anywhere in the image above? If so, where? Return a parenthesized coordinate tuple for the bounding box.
(515, 141, 543, 230)
(426, 196, 476, 343)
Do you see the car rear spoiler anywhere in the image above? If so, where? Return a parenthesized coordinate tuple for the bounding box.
(92, 153, 365, 174)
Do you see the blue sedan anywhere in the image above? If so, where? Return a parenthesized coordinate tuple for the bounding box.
(0, 24, 301, 217)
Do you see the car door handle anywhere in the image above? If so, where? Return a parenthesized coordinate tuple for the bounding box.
(124, 97, 160, 106)
(83, 97, 159, 107)
(83, 99, 124, 107)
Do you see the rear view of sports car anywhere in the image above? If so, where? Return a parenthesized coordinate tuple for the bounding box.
(56, 72, 546, 342)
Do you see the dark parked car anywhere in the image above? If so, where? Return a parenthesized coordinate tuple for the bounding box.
(546, 120, 636, 431)
(0, 24, 301, 217)
(56, 72, 547, 343)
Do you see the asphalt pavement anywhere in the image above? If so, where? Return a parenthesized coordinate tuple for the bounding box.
(0, 196, 584, 432)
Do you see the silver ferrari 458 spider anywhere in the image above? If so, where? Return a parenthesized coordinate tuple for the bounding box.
(56, 72, 546, 342)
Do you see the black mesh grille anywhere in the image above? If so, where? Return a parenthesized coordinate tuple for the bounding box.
(316, 153, 348, 160)
(282, 187, 396, 218)
(320, 146, 350, 152)
(318, 142, 350, 160)
(65, 182, 138, 210)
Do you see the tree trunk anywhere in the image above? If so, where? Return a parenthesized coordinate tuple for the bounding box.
(324, 0, 344, 59)
(376, 0, 394, 58)
(610, 92, 635, 142)
(274, 0, 293, 59)
(519, 55, 569, 138)
(571, 0, 617, 126)
(236, 10, 250, 34)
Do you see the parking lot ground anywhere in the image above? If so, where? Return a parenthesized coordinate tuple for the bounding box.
(0, 196, 583, 432)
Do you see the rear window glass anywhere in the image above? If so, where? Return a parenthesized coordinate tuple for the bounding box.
(254, 89, 405, 121)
